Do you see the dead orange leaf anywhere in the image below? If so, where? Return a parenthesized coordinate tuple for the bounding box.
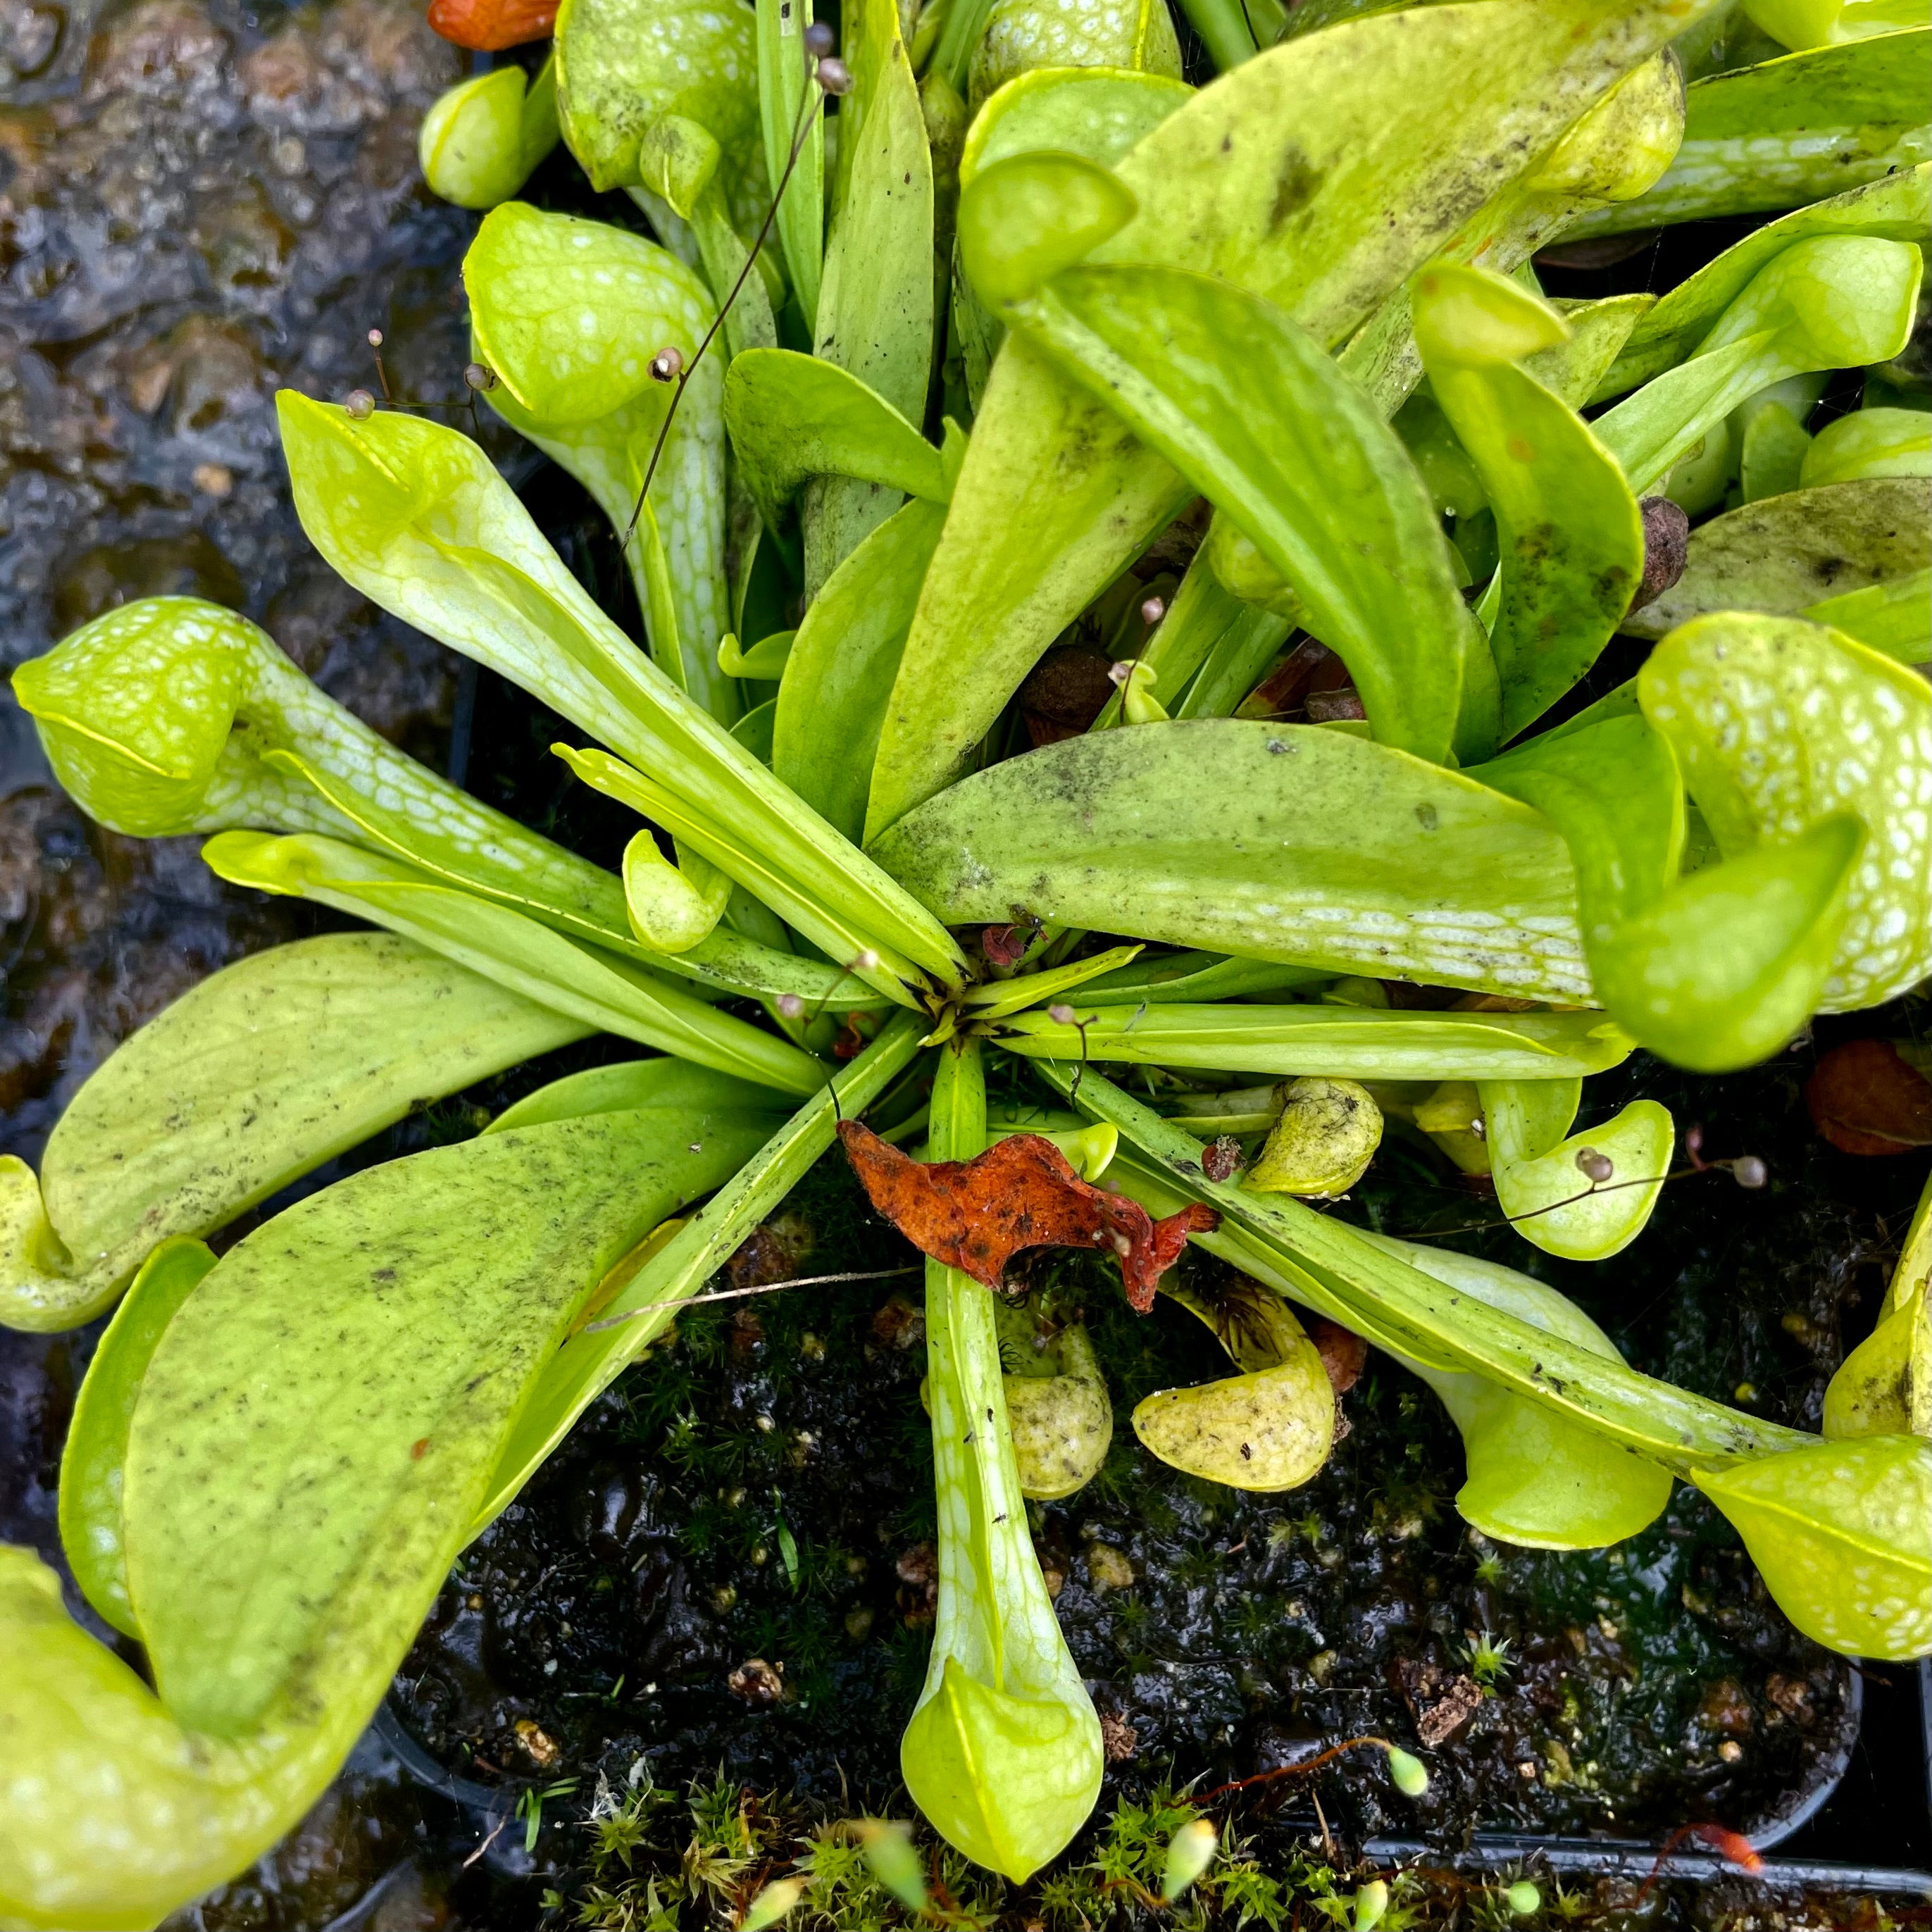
(427, 0, 557, 52)
(837, 1121, 1216, 1311)
(1805, 1039, 1932, 1157)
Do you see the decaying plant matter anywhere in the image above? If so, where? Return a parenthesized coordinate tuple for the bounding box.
(1, 0, 1928, 1922)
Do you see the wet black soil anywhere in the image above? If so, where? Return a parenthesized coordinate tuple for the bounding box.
(379, 1011, 1918, 1851)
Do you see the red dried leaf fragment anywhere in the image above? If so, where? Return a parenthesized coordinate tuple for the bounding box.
(1306, 1315, 1367, 1395)
(980, 923, 1035, 968)
(1687, 1824, 1763, 1874)
(1237, 636, 1345, 720)
(1639, 1821, 1764, 1900)
(427, 0, 556, 52)
(837, 1121, 1216, 1311)
(1144, 1201, 1216, 1295)
(1805, 1039, 1932, 1156)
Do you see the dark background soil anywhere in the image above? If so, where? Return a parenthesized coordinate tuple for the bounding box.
(2, 1, 1930, 1926)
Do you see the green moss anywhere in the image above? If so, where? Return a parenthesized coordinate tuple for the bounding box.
(549, 1776, 1566, 1930)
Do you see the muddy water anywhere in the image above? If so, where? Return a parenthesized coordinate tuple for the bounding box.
(0, 0, 480, 1137)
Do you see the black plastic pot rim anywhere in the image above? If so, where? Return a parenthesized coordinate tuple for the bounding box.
(1365, 1835, 1932, 1897)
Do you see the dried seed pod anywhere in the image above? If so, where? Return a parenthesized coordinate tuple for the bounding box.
(1246, 1077, 1383, 1196)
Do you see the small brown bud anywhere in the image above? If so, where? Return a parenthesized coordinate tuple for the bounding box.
(366, 328, 385, 348)
(649, 345, 685, 382)
(803, 19, 833, 54)
(1202, 1135, 1244, 1182)
(1630, 496, 1690, 613)
(776, 992, 806, 1019)
(1574, 1147, 1614, 1184)
(1731, 1154, 1768, 1190)
(981, 923, 1032, 967)
(463, 361, 499, 392)
(343, 389, 375, 420)
(1047, 1003, 1077, 1026)
(815, 54, 852, 93)
(1140, 594, 1166, 627)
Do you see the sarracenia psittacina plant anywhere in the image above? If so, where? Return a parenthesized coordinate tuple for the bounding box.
(7, 0, 1932, 1919)
(418, 53, 559, 208)
(898, 1038, 1104, 1881)
(1559, 28, 1930, 237)
(0, 1023, 921, 1931)
(1131, 1271, 1338, 1492)
(463, 201, 735, 715)
(1060, 1061, 1931, 1655)
(1824, 1171, 1931, 1441)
